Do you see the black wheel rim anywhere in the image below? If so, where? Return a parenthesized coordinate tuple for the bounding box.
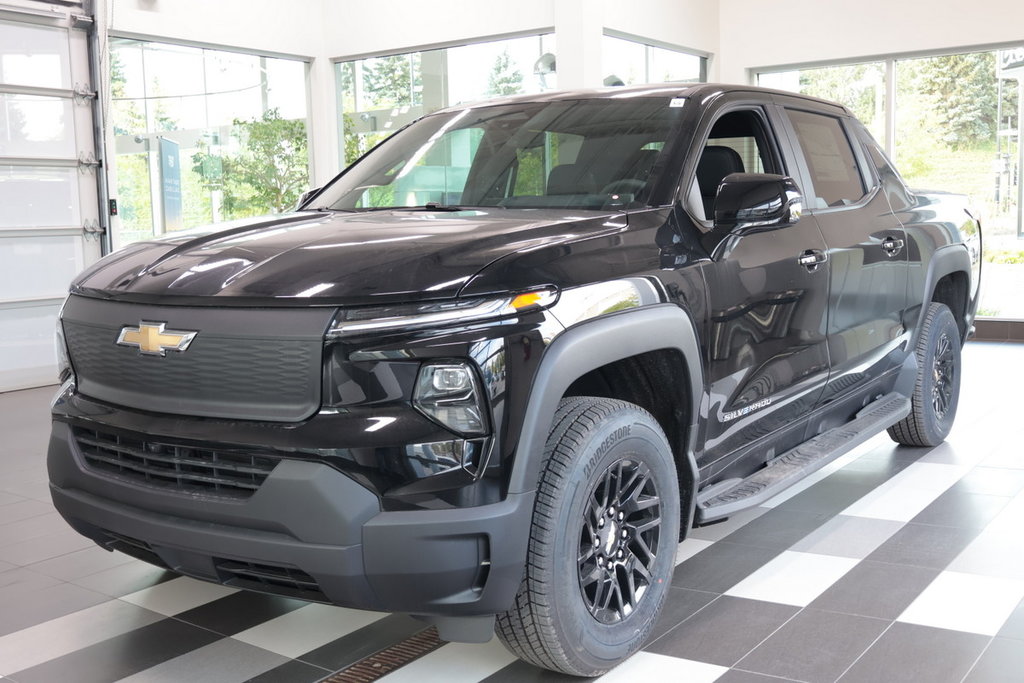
(577, 458, 661, 624)
(932, 331, 955, 419)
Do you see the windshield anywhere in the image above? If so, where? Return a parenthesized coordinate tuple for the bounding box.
(313, 97, 686, 212)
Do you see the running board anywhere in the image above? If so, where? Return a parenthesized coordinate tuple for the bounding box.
(696, 392, 911, 524)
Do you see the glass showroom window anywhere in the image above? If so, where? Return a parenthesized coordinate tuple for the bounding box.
(757, 62, 886, 143)
(109, 38, 309, 246)
(336, 34, 557, 165)
(601, 35, 704, 87)
(895, 50, 1022, 318)
(759, 51, 1024, 319)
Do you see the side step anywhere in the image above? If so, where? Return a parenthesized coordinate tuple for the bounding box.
(696, 392, 911, 524)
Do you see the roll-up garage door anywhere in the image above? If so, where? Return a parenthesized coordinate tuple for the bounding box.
(0, 3, 103, 391)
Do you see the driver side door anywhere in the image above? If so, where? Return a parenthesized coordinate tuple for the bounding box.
(694, 104, 832, 475)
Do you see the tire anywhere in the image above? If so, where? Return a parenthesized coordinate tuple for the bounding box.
(496, 396, 680, 677)
(888, 302, 961, 447)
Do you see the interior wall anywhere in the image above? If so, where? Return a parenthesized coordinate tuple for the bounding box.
(719, 0, 1024, 82)
(108, 0, 323, 57)
(603, 0, 718, 70)
(321, 0, 556, 58)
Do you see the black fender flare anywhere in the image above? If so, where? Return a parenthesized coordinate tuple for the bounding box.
(915, 243, 972, 344)
(507, 303, 704, 524)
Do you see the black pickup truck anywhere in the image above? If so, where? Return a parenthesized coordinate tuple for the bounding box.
(48, 84, 981, 676)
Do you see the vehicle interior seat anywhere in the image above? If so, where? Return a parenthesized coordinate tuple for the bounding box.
(546, 163, 598, 195)
(696, 145, 745, 219)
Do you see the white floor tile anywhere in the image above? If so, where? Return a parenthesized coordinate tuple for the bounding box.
(676, 538, 714, 565)
(840, 462, 969, 522)
(378, 638, 516, 683)
(597, 651, 728, 682)
(981, 449, 1024, 470)
(947, 526, 1024, 581)
(0, 599, 163, 675)
(789, 514, 904, 559)
(725, 551, 859, 606)
(898, 570, 1024, 635)
(232, 603, 383, 659)
(119, 576, 237, 616)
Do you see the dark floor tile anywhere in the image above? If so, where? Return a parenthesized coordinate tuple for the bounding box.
(245, 659, 331, 683)
(964, 637, 1024, 682)
(912, 489, 1011, 529)
(721, 509, 831, 550)
(8, 617, 221, 683)
(649, 587, 719, 641)
(810, 560, 940, 620)
(717, 670, 803, 683)
(838, 623, 989, 683)
(480, 659, 577, 683)
(866, 522, 980, 569)
(174, 591, 307, 636)
(671, 541, 782, 594)
(297, 613, 425, 670)
(775, 479, 878, 515)
(647, 595, 798, 667)
(998, 597, 1024, 641)
(737, 608, 889, 683)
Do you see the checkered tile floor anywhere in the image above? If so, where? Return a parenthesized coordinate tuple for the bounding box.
(2, 342, 1023, 683)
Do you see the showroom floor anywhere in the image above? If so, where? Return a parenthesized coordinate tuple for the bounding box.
(0, 342, 1022, 683)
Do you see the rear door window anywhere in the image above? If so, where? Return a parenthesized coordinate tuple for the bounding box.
(786, 109, 866, 209)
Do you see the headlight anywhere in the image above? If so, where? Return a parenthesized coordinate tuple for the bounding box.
(414, 361, 488, 436)
(326, 288, 557, 338)
(54, 316, 74, 385)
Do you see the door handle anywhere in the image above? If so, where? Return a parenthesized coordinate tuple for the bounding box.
(797, 249, 828, 270)
(881, 235, 905, 257)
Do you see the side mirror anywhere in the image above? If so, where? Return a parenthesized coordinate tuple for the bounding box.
(296, 187, 322, 209)
(713, 173, 802, 232)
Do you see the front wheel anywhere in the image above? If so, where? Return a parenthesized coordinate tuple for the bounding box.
(496, 397, 680, 676)
(888, 302, 962, 447)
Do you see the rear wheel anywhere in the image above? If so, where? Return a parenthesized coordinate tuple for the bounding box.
(888, 302, 961, 447)
(496, 397, 680, 676)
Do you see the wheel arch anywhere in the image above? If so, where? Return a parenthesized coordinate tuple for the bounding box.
(508, 303, 703, 534)
(917, 245, 972, 345)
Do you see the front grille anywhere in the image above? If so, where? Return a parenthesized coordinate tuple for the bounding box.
(60, 296, 335, 422)
(74, 426, 279, 499)
(215, 558, 327, 602)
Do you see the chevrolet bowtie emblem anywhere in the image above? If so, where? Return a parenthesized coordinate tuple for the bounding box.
(116, 322, 197, 356)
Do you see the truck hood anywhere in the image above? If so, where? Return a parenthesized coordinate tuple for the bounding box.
(72, 209, 624, 306)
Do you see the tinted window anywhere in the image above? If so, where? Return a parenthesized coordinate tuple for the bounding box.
(787, 109, 866, 208)
(315, 98, 685, 211)
(691, 110, 778, 221)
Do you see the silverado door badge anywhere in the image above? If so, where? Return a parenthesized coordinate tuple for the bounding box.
(116, 322, 197, 356)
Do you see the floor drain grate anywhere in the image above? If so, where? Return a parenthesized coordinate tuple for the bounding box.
(319, 627, 444, 683)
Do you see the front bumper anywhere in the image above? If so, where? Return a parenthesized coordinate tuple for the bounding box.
(48, 417, 533, 617)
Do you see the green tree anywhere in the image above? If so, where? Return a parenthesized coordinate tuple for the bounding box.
(192, 108, 309, 216)
(915, 53, 1008, 149)
(362, 54, 421, 109)
(488, 49, 524, 96)
(799, 63, 884, 131)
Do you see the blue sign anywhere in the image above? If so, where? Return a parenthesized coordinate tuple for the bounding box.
(158, 137, 182, 232)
